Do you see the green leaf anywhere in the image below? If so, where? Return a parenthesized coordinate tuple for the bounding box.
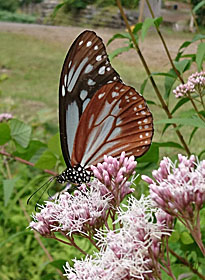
(155, 117, 205, 128)
(48, 259, 66, 271)
(132, 22, 143, 34)
(181, 232, 194, 245)
(171, 97, 190, 115)
(47, 133, 62, 157)
(196, 42, 205, 71)
(0, 123, 11, 145)
(52, 2, 66, 18)
(193, 0, 205, 13)
(109, 46, 131, 60)
(164, 69, 177, 99)
(154, 141, 184, 149)
(137, 143, 159, 163)
(10, 119, 32, 148)
(35, 150, 57, 170)
(141, 18, 154, 41)
(169, 230, 180, 242)
(198, 149, 205, 159)
(154, 16, 163, 27)
(3, 178, 18, 206)
(107, 33, 131, 46)
(174, 59, 191, 74)
(13, 140, 47, 161)
(189, 127, 198, 144)
(140, 77, 148, 94)
(151, 71, 177, 78)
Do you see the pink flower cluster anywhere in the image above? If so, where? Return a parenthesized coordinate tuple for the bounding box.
(173, 71, 205, 98)
(91, 152, 136, 205)
(0, 113, 13, 122)
(142, 154, 205, 216)
(30, 183, 112, 236)
(64, 195, 170, 280)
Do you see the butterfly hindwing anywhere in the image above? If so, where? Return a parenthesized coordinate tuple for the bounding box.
(59, 30, 121, 167)
(71, 81, 153, 167)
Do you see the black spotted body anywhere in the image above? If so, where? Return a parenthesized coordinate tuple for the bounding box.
(56, 165, 91, 185)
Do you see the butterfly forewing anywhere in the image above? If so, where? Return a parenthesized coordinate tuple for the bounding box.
(59, 30, 121, 167)
(71, 81, 153, 167)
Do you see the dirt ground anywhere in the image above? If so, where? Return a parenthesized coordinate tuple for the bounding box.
(0, 22, 197, 71)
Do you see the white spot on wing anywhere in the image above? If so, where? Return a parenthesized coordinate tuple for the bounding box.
(62, 85, 65, 97)
(98, 66, 106, 75)
(86, 41, 92, 47)
(112, 91, 119, 98)
(88, 79, 96, 86)
(94, 45, 98, 50)
(143, 119, 148, 123)
(96, 55, 102, 61)
(98, 92, 105, 99)
(64, 75, 67, 86)
(68, 61, 72, 68)
(107, 67, 111, 71)
(84, 64, 93, 74)
(80, 90, 88, 100)
(145, 132, 149, 136)
(139, 104, 143, 108)
(79, 40, 83, 45)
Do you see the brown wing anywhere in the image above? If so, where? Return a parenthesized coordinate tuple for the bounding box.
(71, 81, 154, 167)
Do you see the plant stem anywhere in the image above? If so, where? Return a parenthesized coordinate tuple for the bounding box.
(145, 0, 184, 84)
(0, 149, 57, 176)
(116, 0, 191, 156)
(169, 248, 205, 280)
(65, 234, 88, 256)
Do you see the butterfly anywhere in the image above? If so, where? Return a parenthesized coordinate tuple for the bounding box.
(56, 30, 153, 185)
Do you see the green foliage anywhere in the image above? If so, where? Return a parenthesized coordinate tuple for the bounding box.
(191, 0, 205, 26)
(0, 10, 36, 23)
(0, 0, 19, 12)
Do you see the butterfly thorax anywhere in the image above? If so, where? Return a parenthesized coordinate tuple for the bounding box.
(56, 164, 91, 185)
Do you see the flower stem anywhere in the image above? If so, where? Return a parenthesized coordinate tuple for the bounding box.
(116, 0, 191, 156)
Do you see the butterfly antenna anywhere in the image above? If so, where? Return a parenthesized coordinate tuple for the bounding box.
(34, 178, 55, 211)
(27, 177, 54, 206)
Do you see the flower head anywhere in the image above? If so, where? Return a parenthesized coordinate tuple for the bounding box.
(30, 182, 112, 236)
(0, 113, 13, 122)
(142, 154, 205, 216)
(173, 71, 205, 98)
(91, 152, 136, 205)
(64, 195, 169, 280)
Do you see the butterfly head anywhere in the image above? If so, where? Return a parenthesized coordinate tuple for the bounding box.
(56, 164, 92, 185)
